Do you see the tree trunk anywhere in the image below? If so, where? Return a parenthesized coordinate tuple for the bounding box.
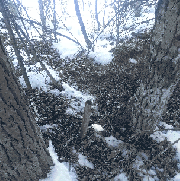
(130, 0, 180, 135)
(0, 36, 53, 180)
(53, 0, 57, 41)
(38, 0, 46, 35)
(80, 100, 92, 139)
(74, 0, 92, 50)
(115, 0, 120, 46)
(95, 0, 100, 31)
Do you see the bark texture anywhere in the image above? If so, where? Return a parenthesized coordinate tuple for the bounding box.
(80, 100, 92, 139)
(130, 0, 180, 135)
(0, 37, 53, 181)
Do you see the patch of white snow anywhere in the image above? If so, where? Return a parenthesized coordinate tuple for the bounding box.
(114, 172, 128, 181)
(91, 124, 104, 131)
(39, 140, 78, 181)
(129, 58, 137, 64)
(78, 153, 94, 169)
(105, 135, 124, 147)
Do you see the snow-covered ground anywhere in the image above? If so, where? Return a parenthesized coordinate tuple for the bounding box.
(9, 30, 180, 180)
(10, 43, 180, 180)
(38, 122, 180, 180)
(17, 56, 180, 180)
(4, 0, 180, 180)
(39, 140, 78, 181)
(11, 30, 180, 181)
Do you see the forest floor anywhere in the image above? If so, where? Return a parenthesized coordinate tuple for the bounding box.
(25, 37, 180, 180)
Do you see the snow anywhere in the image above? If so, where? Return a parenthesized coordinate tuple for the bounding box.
(22, 71, 50, 92)
(91, 124, 104, 131)
(7, 1, 180, 180)
(105, 135, 124, 148)
(88, 44, 113, 65)
(18, 61, 59, 91)
(61, 82, 93, 102)
(114, 172, 128, 181)
(78, 153, 94, 169)
(39, 141, 95, 181)
(53, 40, 80, 60)
(172, 174, 180, 181)
(21, 0, 156, 65)
(40, 140, 78, 181)
(150, 122, 180, 179)
(143, 175, 159, 181)
(39, 124, 58, 133)
(61, 82, 95, 117)
(129, 58, 137, 64)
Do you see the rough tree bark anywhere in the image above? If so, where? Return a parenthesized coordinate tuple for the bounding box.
(0, 36, 53, 180)
(130, 0, 180, 136)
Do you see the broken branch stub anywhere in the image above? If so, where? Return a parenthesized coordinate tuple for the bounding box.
(80, 100, 92, 139)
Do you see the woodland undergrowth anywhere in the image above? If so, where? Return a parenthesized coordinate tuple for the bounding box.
(24, 37, 180, 180)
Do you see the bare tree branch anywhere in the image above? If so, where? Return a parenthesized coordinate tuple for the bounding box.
(0, 0, 32, 89)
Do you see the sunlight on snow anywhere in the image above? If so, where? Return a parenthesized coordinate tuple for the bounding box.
(52, 39, 80, 60)
(91, 124, 104, 131)
(18, 61, 60, 92)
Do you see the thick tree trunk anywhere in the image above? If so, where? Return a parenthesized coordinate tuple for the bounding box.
(0, 37, 53, 180)
(130, 0, 180, 135)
